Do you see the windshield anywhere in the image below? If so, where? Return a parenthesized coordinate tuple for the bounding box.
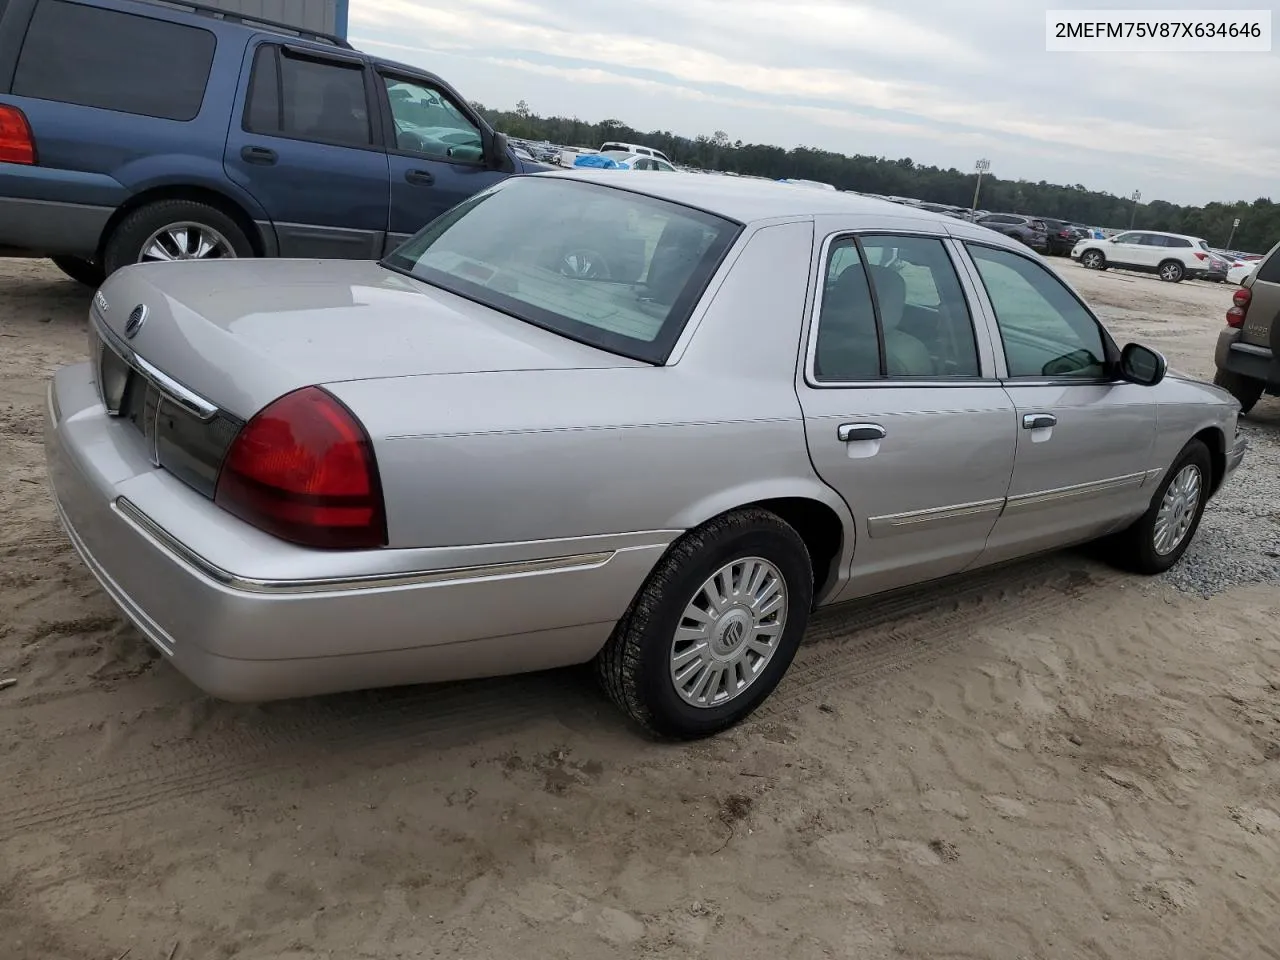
(382, 177, 741, 364)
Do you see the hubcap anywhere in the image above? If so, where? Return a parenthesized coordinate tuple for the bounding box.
(1153, 464, 1202, 556)
(560, 250, 608, 279)
(1084, 252, 1100, 268)
(1161, 264, 1180, 281)
(138, 222, 236, 263)
(669, 557, 788, 709)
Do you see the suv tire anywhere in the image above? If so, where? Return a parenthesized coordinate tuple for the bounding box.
(1080, 249, 1106, 270)
(50, 255, 106, 288)
(1107, 438, 1212, 575)
(1158, 259, 1185, 283)
(595, 508, 813, 740)
(103, 200, 254, 276)
(1213, 368, 1264, 414)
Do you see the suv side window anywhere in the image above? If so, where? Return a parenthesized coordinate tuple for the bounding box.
(12, 0, 215, 121)
(967, 243, 1108, 379)
(1256, 249, 1280, 284)
(814, 235, 981, 381)
(245, 45, 372, 147)
(1111, 232, 1140, 244)
(383, 76, 483, 162)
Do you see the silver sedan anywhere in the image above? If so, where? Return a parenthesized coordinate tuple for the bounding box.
(45, 171, 1246, 738)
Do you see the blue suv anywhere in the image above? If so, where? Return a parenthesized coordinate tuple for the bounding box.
(0, 0, 545, 285)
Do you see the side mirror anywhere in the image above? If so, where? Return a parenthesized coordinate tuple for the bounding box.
(1119, 342, 1166, 386)
(489, 132, 515, 173)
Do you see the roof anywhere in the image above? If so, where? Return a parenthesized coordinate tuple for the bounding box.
(538, 169, 960, 227)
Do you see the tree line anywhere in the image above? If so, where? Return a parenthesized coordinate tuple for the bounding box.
(474, 101, 1277, 255)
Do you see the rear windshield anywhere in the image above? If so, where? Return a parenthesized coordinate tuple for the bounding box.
(382, 177, 741, 364)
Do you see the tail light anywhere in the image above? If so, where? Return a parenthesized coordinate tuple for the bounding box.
(1226, 286, 1251, 328)
(214, 386, 387, 549)
(0, 105, 36, 165)
(1194, 252, 1208, 261)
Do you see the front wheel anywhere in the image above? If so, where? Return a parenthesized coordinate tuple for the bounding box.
(1081, 249, 1106, 270)
(1107, 439, 1212, 575)
(103, 200, 254, 276)
(596, 509, 814, 739)
(1213, 368, 1264, 414)
(1158, 259, 1185, 283)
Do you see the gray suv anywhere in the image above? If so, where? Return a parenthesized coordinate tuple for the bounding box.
(1213, 239, 1280, 413)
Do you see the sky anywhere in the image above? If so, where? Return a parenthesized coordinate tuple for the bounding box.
(349, 0, 1279, 207)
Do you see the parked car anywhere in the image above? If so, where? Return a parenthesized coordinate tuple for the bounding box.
(46, 173, 1246, 737)
(1071, 230, 1214, 283)
(1213, 239, 1280, 413)
(975, 214, 1050, 252)
(599, 141, 673, 165)
(1038, 218, 1088, 256)
(0, 0, 548, 286)
(1228, 259, 1259, 285)
(1203, 253, 1230, 283)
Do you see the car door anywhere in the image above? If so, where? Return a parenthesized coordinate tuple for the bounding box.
(1105, 231, 1147, 268)
(797, 225, 1017, 601)
(375, 71, 509, 253)
(223, 41, 390, 259)
(960, 241, 1158, 564)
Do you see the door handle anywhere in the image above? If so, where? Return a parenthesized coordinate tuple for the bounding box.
(837, 423, 886, 442)
(405, 169, 435, 185)
(240, 145, 277, 165)
(1022, 413, 1057, 430)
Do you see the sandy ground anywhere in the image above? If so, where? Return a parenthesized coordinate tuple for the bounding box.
(2, 256, 1279, 960)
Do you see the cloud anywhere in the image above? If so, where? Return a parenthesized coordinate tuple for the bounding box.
(351, 0, 1278, 203)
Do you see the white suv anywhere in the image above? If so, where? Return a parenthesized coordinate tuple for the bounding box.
(1071, 230, 1213, 283)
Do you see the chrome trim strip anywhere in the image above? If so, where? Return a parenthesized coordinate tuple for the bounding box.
(1229, 342, 1273, 359)
(1002, 472, 1145, 515)
(114, 497, 616, 595)
(91, 309, 219, 421)
(867, 497, 1005, 538)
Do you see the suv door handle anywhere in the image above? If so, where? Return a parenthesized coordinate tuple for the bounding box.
(405, 169, 435, 185)
(240, 145, 277, 165)
(1022, 413, 1057, 430)
(837, 423, 886, 442)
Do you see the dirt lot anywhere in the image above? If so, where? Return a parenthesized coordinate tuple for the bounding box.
(2, 256, 1279, 960)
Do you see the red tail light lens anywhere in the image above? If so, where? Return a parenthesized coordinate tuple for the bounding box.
(0, 105, 36, 165)
(1227, 286, 1251, 328)
(214, 386, 387, 549)
(1194, 252, 1208, 261)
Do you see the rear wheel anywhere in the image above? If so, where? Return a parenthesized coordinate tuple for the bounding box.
(103, 200, 253, 276)
(49, 255, 105, 287)
(1213, 368, 1264, 414)
(1158, 259, 1185, 283)
(1081, 249, 1106, 270)
(1107, 439, 1211, 575)
(596, 508, 813, 739)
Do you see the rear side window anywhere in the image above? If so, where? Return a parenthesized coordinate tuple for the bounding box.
(244, 45, 371, 147)
(1255, 249, 1280, 284)
(12, 0, 215, 121)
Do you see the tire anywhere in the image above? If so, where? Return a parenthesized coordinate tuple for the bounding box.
(102, 200, 254, 276)
(1080, 249, 1106, 270)
(1158, 259, 1185, 283)
(49, 255, 105, 287)
(595, 508, 814, 739)
(1213, 368, 1264, 414)
(1108, 439, 1212, 575)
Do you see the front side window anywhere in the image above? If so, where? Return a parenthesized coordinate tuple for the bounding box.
(384, 77, 483, 162)
(1111, 232, 1141, 244)
(382, 178, 740, 364)
(13, 0, 215, 121)
(245, 46, 371, 147)
(967, 244, 1109, 379)
(814, 235, 981, 381)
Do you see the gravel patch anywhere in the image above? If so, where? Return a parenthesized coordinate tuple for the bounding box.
(1158, 420, 1280, 597)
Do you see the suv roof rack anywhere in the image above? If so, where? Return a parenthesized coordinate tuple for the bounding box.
(140, 0, 355, 49)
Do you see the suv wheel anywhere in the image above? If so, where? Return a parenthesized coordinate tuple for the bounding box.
(103, 200, 254, 276)
(50, 255, 106, 288)
(1158, 259, 1185, 283)
(1080, 249, 1106, 270)
(1213, 368, 1264, 414)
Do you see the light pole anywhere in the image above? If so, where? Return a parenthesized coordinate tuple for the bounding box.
(1129, 189, 1141, 229)
(1226, 217, 1241, 250)
(970, 159, 990, 219)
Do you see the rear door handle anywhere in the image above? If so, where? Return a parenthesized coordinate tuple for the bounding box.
(837, 423, 886, 442)
(240, 145, 277, 165)
(405, 169, 435, 185)
(1022, 413, 1057, 430)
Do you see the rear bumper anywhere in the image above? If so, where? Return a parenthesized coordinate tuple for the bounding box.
(1215, 328, 1279, 386)
(44, 363, 668, 701)
(0, 196, 113, 258)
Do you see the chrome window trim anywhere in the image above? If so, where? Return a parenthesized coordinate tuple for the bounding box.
(114, 496, 617, 595)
